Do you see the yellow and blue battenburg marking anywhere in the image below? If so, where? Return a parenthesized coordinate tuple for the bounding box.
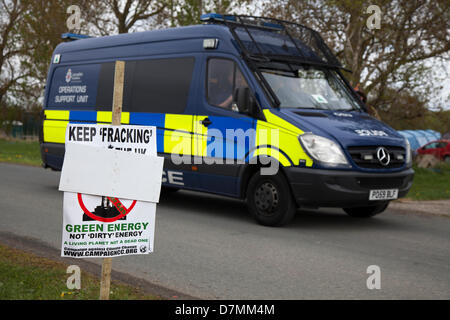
(253, 110, 313, 167)
(43, 109, 313, 167)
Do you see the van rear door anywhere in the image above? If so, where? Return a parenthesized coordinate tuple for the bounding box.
(44, 63, 123, 144)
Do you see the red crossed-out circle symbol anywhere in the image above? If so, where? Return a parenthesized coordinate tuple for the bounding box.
(77, 193, 136, 222)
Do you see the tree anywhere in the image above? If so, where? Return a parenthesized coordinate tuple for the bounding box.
(262, 0, 450, 112)
(86, 0, 169, 35)
(0, 0, 29, 108)
(170, 0, 203, 26)
(15, 0, 84, 108)
(378, 88, 450, 132)
(167, 0, 245, 27)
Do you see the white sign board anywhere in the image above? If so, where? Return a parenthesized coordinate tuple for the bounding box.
(59, 123, 163, 258)
(60, 143, 163, 202)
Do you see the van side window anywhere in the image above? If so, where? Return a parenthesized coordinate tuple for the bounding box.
(207, 58, 248, 111)
(130, 57, 195, 114)
(96, 62, 134, 112)
(96, 62, 115, 111)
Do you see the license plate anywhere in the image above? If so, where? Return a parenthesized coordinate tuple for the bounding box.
(369, 189, 398, 201)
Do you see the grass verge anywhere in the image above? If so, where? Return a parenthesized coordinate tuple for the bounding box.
(407, 164, 450, 201)
(0, 138, 41, 166)
(0, 243, 159, 300)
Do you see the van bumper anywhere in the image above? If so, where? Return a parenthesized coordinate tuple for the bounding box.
(285, 167, 414, 208)
(40, 142, 64, 171)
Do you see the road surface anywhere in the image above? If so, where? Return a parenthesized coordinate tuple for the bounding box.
(0, 162, 449, 299)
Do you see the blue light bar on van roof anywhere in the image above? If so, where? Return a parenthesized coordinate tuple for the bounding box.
(200, 13, 236, 22)
(61, 33, 91, 41)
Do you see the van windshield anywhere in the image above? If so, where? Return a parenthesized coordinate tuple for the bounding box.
(261, 67, 361, 111)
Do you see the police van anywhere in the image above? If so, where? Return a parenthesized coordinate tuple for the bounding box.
(40, 14, 414, 226)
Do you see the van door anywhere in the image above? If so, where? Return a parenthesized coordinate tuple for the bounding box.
(194, 56, 256, 196)
(123, 57, 197, 190)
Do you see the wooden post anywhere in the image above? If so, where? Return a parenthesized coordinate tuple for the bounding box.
(99, 257, 112, 300)
(99, 60, 125, 300)
(111, 61, 125, 126)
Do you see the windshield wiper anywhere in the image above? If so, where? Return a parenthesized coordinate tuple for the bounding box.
(282, 106, 328, 110)
(332, 108, 356, 112)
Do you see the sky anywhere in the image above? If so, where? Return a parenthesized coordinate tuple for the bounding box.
(437, 68, 450, 110)
(428, 58, 450, 110)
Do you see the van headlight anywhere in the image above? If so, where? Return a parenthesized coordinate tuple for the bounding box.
(299, 133, 349, 166)
(405, 138, 412, 167)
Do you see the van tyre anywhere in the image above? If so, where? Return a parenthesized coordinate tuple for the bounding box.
(246, 171, 296, 227)
(343, 202, 389, 218)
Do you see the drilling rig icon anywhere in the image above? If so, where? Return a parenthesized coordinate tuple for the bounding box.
(82, 196, 126, 221)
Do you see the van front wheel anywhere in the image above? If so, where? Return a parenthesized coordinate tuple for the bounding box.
(246, 171, 296, 227)
(343, 203, 389, 218)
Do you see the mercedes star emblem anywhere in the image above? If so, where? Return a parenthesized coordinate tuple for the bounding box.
(376, 147, 390, 166)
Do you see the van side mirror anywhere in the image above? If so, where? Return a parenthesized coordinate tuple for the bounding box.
(234, 87, 257, 116)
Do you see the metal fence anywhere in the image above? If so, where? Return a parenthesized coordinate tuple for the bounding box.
(0, 112, 40, 139)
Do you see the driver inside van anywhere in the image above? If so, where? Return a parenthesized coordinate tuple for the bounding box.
(208, 59, 249, 111)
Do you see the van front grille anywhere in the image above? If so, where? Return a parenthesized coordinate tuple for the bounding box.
(347, 146, 405, 169)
